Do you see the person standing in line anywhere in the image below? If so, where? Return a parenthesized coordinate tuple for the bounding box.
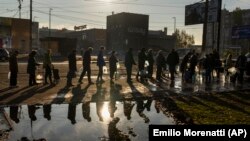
(235, 52, 247, 84)
(9, 50, 19, 88)
(136, 48, 147, 82)
(43, 49, 53, 85)
(166, 49, 179, 81)
(156, 50, 166, 82)
(109, 51, 118, 82)
(96, 46, 106, 83)
(67, 50, 77, 87)
(27, 50, 40, 86)
(147, 49, 154, 79)
(125, 48, 136, 83)
(78, 47, 94, 85)
(224, 53, 233, 80)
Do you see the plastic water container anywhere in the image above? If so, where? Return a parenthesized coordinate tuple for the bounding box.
(103, 66, 108, 74)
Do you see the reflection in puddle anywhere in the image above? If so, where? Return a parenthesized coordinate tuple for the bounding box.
(4, 100, 175, 141)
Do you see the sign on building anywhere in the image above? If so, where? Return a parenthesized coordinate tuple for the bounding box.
(185, 0, 222, 25)
(232, 25, 250, 39)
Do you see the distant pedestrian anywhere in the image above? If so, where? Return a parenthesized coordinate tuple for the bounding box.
(109, 51, 118, 82)
(27, 50, 40, 86)
(203, 54, 212, 83)
(235, 52, 247, 84)
(166, 49, 179, 81)
(212, 49, 221, 80)
(156, 50, 166, 82)
(96, 46, 106, 83)
(224, 54, 233, 79)
(67, 50, 77, 87)
(78, 47, 94, 85)
(147, 49, 154, 79)
(125, 48, 136, 83)
(9, 50, 19, 88)
(180, 52, 191, 80)
(43, 49, 53, 85)
(189, 50, 198, 83)
(136, 48, 147, 82)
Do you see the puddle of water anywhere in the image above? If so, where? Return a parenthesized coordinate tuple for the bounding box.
(4, 100, 175, 141)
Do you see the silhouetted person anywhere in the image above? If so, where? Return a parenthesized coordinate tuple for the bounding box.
(27, 51, 40, 86)
(9, 50, 19, 88)
(78, 47, 94, 85)
(147, 49, 154, 79)
(10, 105, 19, 123)
(109, 51, 118, 82)
(97, 46, 106, 83)
(43, 104, 51, 121)
(82, 102, 91, 122)
(123, 100, 135, 120)
(166, 49, 179, 81)
(225, 54, 233, 79)
(156, 50, 166, 82)
(203, 54, 212, 83)
(43, 49, 53, 85)
(67, 50, 77, 87)
(68, 103, 77, 124)
(125, 48, 136, 83)
(213, 49, 221, 80)
(180, 52, 191, 80)
(136, 48, 147, 82)
(189, 50, 198, 83)
(235, 52, 247, 84)
(28, 105, 37, 121)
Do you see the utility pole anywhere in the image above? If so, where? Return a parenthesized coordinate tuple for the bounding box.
(202, 0, 209, 52)
(18, 0, 23, 18)
(216, 0, 222, 52)
(30, 0, 32, 52)
(49, 8, 52, 49)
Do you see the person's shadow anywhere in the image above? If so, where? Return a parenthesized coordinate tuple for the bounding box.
(68, 103, 77, 125)
(109, 83, 122, 118)
(82, 101, 91, 122)
(28, 105, 38, 121)
(71, 84, 90, 103)
(43, 104, 51, 121)
(123, 100, 135, 120)
(91, 83, 106, 122)
(10, 105, 20, 123)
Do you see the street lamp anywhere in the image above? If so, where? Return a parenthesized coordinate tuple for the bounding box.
(172, 17, 176, 33)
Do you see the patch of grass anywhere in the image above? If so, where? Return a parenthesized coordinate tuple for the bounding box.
(171, 91, 250, 124)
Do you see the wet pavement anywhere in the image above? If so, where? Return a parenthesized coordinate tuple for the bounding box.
(3, 100, 175, 141)
(1, 63, 250, 140)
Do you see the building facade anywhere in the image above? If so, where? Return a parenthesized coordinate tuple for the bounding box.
(0, 17, 39, 53)
(107, 12, 149, 54)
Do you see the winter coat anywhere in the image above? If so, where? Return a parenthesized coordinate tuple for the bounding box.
(9, 54, 18, 72)
(68, 52, 77, 72)
(97, 51, 106, 67)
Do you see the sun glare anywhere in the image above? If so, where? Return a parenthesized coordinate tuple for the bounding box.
(101, 102, 110, 120)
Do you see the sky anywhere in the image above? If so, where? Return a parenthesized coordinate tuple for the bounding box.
(1, 0, 250, 45)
